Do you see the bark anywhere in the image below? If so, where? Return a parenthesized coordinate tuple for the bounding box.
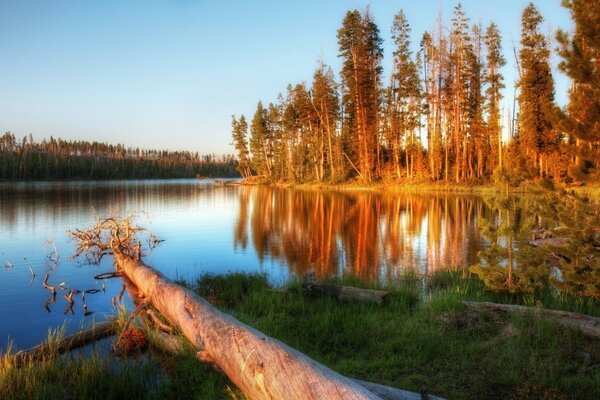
(463, 301, 600, 338)
(114, 252, 382, 400)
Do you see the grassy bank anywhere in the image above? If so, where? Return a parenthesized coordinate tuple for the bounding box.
(240, 175, 600, 197)
(2, 271, 600, 399)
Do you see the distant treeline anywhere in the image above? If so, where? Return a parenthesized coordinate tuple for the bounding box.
(0, 133, 239, 180)
(232, 1, 599, 185)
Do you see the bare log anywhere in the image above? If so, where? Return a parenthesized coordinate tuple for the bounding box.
(114, 253, 382, 400)
(303, 283, 390, 305)
(463, 301, 600, 338)
(13, 321, 116, 366)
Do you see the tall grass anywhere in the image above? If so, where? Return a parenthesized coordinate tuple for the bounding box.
(0, 320, 246, 400)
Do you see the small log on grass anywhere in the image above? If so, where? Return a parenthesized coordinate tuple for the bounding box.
(13, 320, 116, 366)
(114, 252, 382, 400)
(528, 237, 569, 248)
(463, 301, 600, 338)
(303, 283, 390, 305)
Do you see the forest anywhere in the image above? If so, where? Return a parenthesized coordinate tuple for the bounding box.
(232, 1, 599, 186)
(0, 132, 239, 180)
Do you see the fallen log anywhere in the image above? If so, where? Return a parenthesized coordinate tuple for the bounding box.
(303, 283, 390, 305)
(115, 252, 382, 399)
(463, 301, 600, 338)
(13, 320, 116, 366)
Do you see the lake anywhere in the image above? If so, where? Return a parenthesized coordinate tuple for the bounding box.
(0, 179, 490, 350)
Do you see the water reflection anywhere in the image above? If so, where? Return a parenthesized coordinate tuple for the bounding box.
(234, 187, 488, 281)
(0, 180, 495, 350)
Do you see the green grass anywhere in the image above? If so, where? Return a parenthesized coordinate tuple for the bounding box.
(0, 323, 246, 400)
(190, 271, 600, 400)
(3, 271, 600, 399)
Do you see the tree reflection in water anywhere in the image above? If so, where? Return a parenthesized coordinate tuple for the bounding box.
(234, 187, 485, 282)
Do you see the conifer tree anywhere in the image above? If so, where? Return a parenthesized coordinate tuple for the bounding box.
(483, 22, 506, 175)
(450, 3, 471, 182)
(467, 24, 486, 179)
(250, 101, 273, 178)
(337, 8, 383, 182)
(556, 0, 600, 179)
(518, 3, 561, 179)
(231, 115, 252, 178)
(388, 9, 422, 179)
(311, 62, 340, 181)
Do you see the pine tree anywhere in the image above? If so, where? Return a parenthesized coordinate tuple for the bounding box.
(389, 9, 422, 179)
(467, 23, 485, 179)
(249, 101, 273, 178)
(421, 28, 445, 181)
(337, 8, 383, 182)
(556, 0, 600, 180)
(449, 3, 471, 182)
(311, 62, 341, 181)
(231, 115, 252, 178)
(483, 22, 506, 176)
(518, 3, 561, 179)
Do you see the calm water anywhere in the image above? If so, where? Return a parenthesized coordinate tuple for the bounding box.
(0, 180, 490, 350)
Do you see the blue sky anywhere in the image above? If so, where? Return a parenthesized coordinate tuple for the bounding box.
(0, 1, 572, 154)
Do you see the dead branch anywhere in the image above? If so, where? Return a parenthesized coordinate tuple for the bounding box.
(69, 212, 162, 264)
(146, 309, 174, 333)
(42, 273, 56, 295)
(44, 293, 56, 313)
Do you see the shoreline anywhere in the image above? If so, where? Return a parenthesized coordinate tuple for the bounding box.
(238, 177, 600, 197)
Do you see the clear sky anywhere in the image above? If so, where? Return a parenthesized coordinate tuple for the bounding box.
(0, 1, 572, 155)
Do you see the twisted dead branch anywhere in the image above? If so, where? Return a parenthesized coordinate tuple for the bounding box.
(69, 212, 162, 264)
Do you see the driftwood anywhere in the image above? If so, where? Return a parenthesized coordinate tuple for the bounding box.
(114, 253, 382, 400)
(303, 283, 390, 305)
(12, 321, 116, 366)
(463, 301, 600, 338)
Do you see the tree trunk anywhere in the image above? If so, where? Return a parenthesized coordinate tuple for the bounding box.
(114, 253, 382, 400)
